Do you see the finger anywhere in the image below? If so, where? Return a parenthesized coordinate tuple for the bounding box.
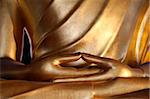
(54, 69, 115, 82)
(81, 53, 114, 68)
(53, 53, 81, 65)
(53, 66, 101, 79)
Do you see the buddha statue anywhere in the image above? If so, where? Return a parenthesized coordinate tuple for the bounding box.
(0, 0, 149, 98)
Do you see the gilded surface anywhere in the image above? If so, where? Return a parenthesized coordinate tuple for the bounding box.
(0, 0, 149, 99)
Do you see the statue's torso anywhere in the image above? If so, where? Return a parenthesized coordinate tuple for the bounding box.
(9, 0, 149, 65)
(0, 0, 149, 98)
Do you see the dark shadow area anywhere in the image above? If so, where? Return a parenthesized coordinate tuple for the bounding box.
(21, 30, 31, 64)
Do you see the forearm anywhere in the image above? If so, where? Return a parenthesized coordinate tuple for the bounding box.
(0, 57, 30, 79)
(93, 78, 149, 97)
(9, 78, 149, 99)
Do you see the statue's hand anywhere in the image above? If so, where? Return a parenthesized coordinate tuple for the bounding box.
(0, 53, 145, 81)
(54, 53, 145, 82)
(27, 53, 100, 81)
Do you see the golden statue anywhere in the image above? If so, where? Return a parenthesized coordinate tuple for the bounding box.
(0, 0, 149, 98)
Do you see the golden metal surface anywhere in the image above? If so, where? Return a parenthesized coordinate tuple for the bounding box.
(0, 0, 149, 99)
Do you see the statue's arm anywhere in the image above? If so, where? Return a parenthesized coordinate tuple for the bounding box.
(7, 78, 149, 99)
